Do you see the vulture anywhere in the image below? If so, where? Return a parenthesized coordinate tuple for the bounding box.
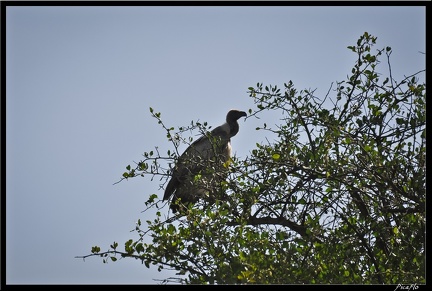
(163, 109, 247, 213)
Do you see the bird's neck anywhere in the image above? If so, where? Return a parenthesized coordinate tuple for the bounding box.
(227, 119, 239, 137)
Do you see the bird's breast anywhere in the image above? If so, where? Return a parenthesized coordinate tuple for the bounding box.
(226, 141, 232, 157)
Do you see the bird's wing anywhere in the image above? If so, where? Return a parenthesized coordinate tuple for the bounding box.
(163, 174, 179, 201)
(163, 134, 212, 201)
(163, 126, 230, 201)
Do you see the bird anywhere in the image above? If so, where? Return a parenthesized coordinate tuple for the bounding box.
(163, 109, 247, 214)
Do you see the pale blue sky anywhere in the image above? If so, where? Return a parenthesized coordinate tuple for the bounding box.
(5, 4, 426, 285)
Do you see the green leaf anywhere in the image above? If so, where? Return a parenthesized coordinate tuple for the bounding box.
(136, 243, 144, 253)
(91, 246, 101, 254)
(272, 153, 280, 161)
(298, 198, 306, 205)
(364, 145, 372, 152)
(344, 270, 350, 277)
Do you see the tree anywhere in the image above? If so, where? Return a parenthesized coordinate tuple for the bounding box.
(77, 32, 425, 284)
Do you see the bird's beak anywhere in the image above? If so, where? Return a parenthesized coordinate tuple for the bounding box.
(241, 111, 247, 121)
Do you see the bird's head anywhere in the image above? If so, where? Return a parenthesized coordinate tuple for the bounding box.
(227, 110, 247, 122)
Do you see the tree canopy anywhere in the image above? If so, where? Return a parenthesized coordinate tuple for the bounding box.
(77, 32, 425, 284)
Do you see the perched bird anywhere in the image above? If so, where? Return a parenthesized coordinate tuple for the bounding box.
(163, 110, 247, 213)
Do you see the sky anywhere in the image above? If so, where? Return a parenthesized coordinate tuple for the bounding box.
(4, 3, 426, 285)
